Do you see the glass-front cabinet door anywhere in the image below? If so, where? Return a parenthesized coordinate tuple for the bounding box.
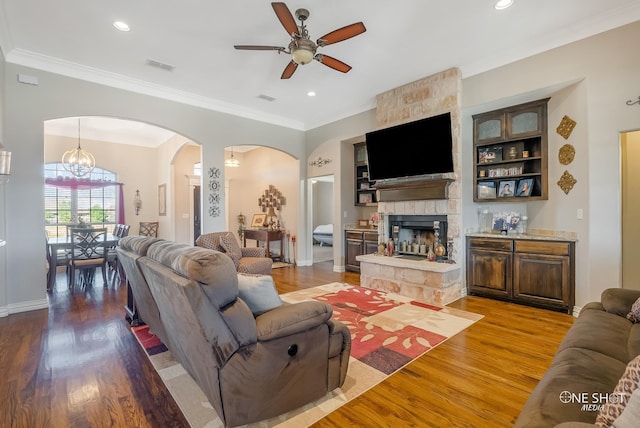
(475, 114, 505, 144)
(507, 104, 545, 139)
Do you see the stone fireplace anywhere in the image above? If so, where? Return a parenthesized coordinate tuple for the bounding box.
(355, 67, 463, 306)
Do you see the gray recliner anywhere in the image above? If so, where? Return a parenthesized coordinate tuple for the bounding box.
(117, 236, 351, 427)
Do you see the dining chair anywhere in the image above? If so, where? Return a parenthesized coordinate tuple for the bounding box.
(45, 231, 69, 291)
(139, 221, 159, 237)
(68, 227, 108, 289)
(107, 224, 131, 285)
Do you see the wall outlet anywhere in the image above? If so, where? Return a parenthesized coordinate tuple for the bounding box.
(577, 208, 583, 220)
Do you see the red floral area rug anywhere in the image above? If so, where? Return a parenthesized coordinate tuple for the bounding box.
(283, 283, 483, 376)
(132, 282, 482, 427)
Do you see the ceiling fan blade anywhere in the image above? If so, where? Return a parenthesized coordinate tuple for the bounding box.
(315, 55, 352, 73)
(272, 2, 299, 37)
(234, 45, 286, 52)
(317, 22, 366, 46)
(281, 61, 298, 79)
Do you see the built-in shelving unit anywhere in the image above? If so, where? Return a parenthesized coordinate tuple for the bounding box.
(354, 142, 377, 206)
(473, 98, 549, 202)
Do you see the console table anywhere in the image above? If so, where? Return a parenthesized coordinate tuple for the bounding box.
(243, 229, 284, 261)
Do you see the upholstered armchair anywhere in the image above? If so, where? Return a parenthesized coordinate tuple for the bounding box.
(196, 231, 272, 275)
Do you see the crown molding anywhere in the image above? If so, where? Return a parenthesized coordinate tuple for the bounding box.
(5, 48, 306, 131)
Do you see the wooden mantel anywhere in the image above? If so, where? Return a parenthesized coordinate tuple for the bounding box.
(376, 178, 453, 202)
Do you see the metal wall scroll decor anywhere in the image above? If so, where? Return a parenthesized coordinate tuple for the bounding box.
(556, 115, 577, 140)
(208, 167, 221, 217)
(557, 170, 577, 195)
(626, 96, 640, 106)
(258, 185, 286, 212)
(308, 156, 332, 168)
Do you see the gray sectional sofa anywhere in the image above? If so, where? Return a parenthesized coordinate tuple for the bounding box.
(515, 288, 640, 427)
(117, 236, 351, 427)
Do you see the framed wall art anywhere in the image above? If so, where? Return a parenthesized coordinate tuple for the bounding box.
(251, 213, 267, 228)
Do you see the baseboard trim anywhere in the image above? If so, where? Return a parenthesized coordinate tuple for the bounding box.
(2, 299, 49, 316)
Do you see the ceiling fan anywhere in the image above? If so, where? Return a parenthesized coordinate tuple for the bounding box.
(234, 2, 366, 79)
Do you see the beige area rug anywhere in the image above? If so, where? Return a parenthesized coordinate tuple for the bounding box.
(132, 282, 483, 427)
(271, 261, 294, 269)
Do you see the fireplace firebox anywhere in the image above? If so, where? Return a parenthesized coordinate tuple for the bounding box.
(387, 215, 448, 259)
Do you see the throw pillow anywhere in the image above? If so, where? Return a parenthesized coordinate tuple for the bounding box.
(627, 297, 640, 323)
(237, 273, 283, 315)
(612, 388, 640, 428)
(219, 232, 242, 268)
(596, 354, 640, 427)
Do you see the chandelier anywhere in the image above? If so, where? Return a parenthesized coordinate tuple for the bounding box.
(225, 147, 240, 167)
(62, 119, 95, 177)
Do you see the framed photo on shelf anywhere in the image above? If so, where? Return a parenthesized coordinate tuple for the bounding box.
(498, 180, 516, 198)
(251, 213, 267, 228)
(478, 146, 503, 164)
(516, 178, 533, 197)
(358, 193, 373, 204)
(477, 182, 496, 199)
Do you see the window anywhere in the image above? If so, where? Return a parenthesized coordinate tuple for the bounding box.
(44, 163, 118, 238)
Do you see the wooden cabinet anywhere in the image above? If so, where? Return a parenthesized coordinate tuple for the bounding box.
(345, 229, 378, 272)
(467, 236, 575, 313)
(473, 98, 549, 202)
(354, 142, 377, 206)
(466, 238, 512, 299)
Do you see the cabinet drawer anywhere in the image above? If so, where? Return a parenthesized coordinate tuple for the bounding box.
(515, 240, 571, 256)
(363, 232, 379, 242)
(468, 238, 512, 251)
(346, 231, 364, 240)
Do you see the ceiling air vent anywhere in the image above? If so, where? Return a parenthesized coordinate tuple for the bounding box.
(257, 94, 276, 102)
(145, 58, 175, 72)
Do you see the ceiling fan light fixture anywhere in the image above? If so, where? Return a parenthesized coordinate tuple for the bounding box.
(292, 45, 315, 65)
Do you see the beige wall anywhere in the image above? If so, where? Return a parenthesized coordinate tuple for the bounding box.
(462, 21, 640, 306)
(172, 144, 201, 244)
(44, 134, 159, 227)
(225, 147, 299, 259)
(622, 130, 640, 290)
(0, 46, 6, 314)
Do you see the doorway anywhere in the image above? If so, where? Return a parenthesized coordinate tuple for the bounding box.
(310, 175, 334, 264)
(621, 130, 640, 290)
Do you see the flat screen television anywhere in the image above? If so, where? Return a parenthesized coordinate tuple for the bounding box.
(365, 112, 454, 182)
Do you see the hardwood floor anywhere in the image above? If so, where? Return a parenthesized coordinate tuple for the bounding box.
(0, 262, 574, 427)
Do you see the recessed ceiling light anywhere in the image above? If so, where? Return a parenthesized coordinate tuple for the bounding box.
(494, 0, 513, 10)
(113, 21, 131, 32)
(307, 91, 316, 97)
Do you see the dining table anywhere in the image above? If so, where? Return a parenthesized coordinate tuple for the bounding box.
(46, 233, 120, 290)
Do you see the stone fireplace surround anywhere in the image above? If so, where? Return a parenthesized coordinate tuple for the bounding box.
(355, 67, 463, 306)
